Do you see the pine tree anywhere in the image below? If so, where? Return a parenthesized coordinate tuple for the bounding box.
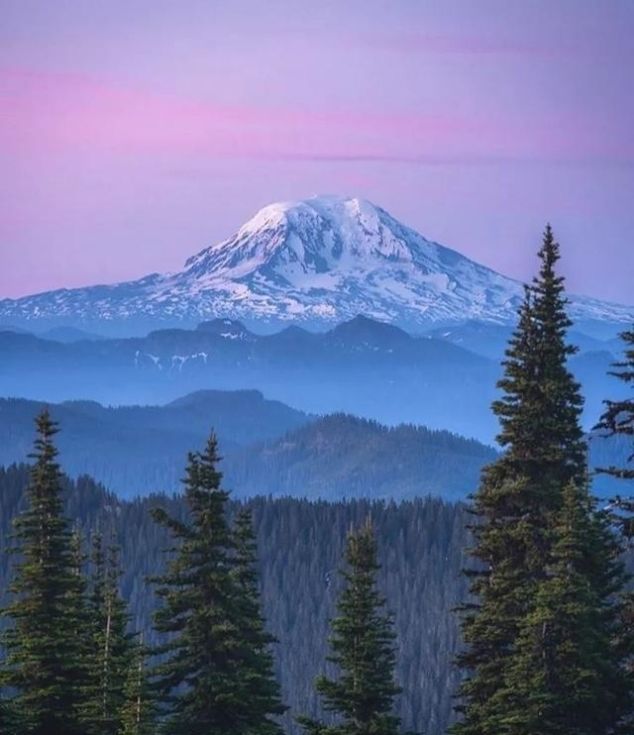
(595, 326, 634, 542)
(231, 508, 286, 734)
(83, 533, 136, 734)
(298, 519, 403, 735)
(151, 433, 245, 735)
(453, 227, 620, 734)
(528, 224, 587, 480)
(0, 411, 89, 735)
(120, 636, 156, 735)
(497, 481, 627, 735)
(595, 325, 634, 731)
(69, 525, 96, 728)
(596, 326, 634, 481)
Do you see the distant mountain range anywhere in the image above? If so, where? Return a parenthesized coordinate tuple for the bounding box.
(1, 391, 626, 500)
(0, 392, 497, 500)
(1, 196, 632, 336)
(0, 315, 626, 442)
(426, 320, 625, 360)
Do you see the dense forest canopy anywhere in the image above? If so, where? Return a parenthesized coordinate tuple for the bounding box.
(0, 463, 470, 735)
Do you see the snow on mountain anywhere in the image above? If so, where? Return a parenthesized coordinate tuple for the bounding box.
(1, 195, 632, 333)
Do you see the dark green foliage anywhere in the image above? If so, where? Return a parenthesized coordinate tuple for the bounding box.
(453, 227, 626, 734)
(151, 433, 285, 734)
(299, 520, 403, 735)
(494, 226, 586, 483)
(83, 533, 136, 735)
(0, 411, 89, 735)
(497, 481, 628, 734)
(151, 433, 235, 733)
(595, 327, 634, 480)
(231, 509, 286, 734)
(0, 464, 470, 734)
(120, 637, 156, 735)
(528, 225, 587, 478)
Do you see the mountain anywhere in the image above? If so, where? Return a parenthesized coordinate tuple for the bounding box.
(0, 391, 311, 496)
(39, 326, 107, 343)
(1, 315, 626, 442)
(0, 394, 497, 499)
(0, 317, 503, 440)
(227, 414, 496, 501)
(1, 196, 631, 335)
(426, 320, 623, 360)
(1, 393, 627, 500)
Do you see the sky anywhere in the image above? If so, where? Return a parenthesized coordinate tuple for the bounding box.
(1, 0, 633, 303)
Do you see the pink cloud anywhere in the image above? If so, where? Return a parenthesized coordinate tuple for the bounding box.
(0, 67, 514, 163)
(1, 67, 631, 170)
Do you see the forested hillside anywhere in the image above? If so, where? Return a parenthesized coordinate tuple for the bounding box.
(1, 395, 626, 501)
(0, 464, 469, 735)
(0, 391, 311, 496)
(226, 414, 496, 501)
(0, 397, 496, 499)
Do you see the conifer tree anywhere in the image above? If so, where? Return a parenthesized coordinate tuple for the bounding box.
(231, 508, 286, 734)
(120, 636, 156, 735)
(83, 533, 135, 735)
(151, 433, 256, 734)
(498, 481, 627, 735)
(69, 525, 96, 725)
(299, 520, 403, 735)
(0, 411, 88, 735)
(453, 227, 624, 734)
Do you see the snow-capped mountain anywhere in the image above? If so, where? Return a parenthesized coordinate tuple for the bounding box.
(1, 196, 632, 334)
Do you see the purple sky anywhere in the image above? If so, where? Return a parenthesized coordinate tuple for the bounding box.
(1, 0, 633, 303)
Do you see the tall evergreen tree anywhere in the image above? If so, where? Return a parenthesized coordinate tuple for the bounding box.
(231, 508, 286, 734)
(299, 519, 403, 735)
(83, 533, 136, 735)
(453, 227, 624, 734)
(152, 433, 280, 735)
(497, 481, 627, 735)
(0, 411, 88, 735)
(69, 525, 96, 729)
(120, 636, 156, 735)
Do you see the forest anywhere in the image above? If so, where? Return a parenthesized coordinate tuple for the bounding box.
(0, 228, 632, 735)
(0, 463, 469, 734)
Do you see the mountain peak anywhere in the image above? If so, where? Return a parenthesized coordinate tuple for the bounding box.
(330, 315, 411, 343)
(197, 318, 248, 333)
(241, 195, 381, 228)
(182, 194, 407, 282)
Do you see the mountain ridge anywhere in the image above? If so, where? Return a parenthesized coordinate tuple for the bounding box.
(0, 315, 626, 443)
(0, 393, 496, 500)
